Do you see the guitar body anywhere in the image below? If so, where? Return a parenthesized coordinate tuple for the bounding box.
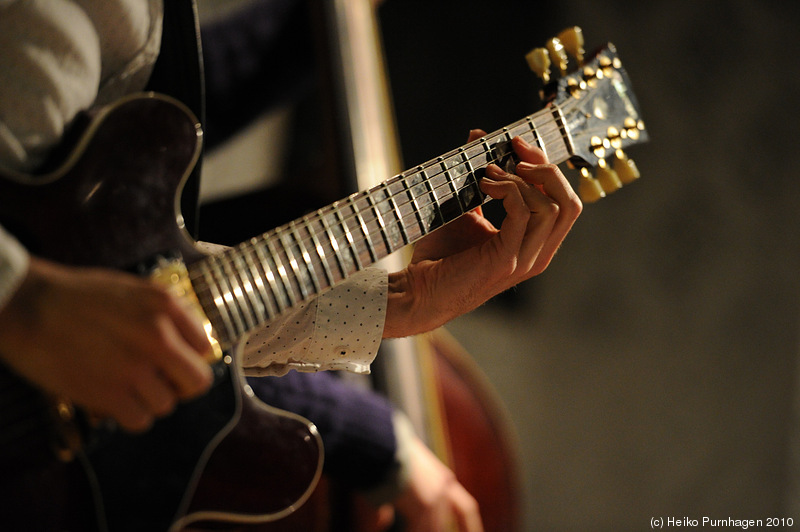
(0, 93, 322, 531)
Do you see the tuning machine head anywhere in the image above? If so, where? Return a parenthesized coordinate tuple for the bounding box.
(575, 150, 641, 203)
(525, 47, 552, 83)
(613, 149, 640, 184)
(527, 26, 586, 84)
(557, 26, 585, 63)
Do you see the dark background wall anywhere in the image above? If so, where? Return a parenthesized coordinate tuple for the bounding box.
(378, 1, 800, 530)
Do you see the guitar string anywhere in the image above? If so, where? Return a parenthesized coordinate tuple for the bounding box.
(262, 91, 587, 258)
(191, 120, 569, 321)
(189, 123, 566, 330)
(191, 61, 641, 336)
(249, 119, 565, 252)
(190, 92, 591, 329)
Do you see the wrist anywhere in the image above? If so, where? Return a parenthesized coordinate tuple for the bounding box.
(383, 262, 457, 339)
(383, 270, 413, 339)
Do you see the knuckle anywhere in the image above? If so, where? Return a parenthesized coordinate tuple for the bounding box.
(540, 201, 560, 218)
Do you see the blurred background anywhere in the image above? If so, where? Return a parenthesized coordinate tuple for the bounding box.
(198, 0, 800, 530)
(379, 1, 800, 530)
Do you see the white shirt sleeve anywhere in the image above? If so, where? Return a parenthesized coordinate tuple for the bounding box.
(241, 268, 388, 376)
(0, 0, 161, 173)
(194, 242, 388, 375)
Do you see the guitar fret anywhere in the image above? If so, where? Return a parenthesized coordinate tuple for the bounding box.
(276, 226, 309, 301)
(525, 115, 542, 149)
(498, 127, 516, 173)
(303, 215, 335, 288)
(384, 179, 415, 242)
(455, 149, 486, 210)
(551, 106, 573, 162)
(195, 261, 236, 345)
(463, 155, 477, 196)
(421, 162, 458, 231)
(208, 255, 247, 337)
(254, 238, 289, 313)
(531, 110, 566, 162)
(333, 203, 363, 272)
(366, 190, 393, 255)
(229, 251, 267, 328)
(401, 173, 428, 238)
(290, 221, 322, 296)
(218, 254, 259, 332)
(381, 180, 409, 246)
(350, 195, 377, 263)
(266, 232, 299, 307)
(241, 243, 279, 320)
(424, 163, 442, 216)
(480, 136, 492, 160)
(507, 120, 530, 141)
(320, 209, 349, 280)
(440, 154, 467, 216)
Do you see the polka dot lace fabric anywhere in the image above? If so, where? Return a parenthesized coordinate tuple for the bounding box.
(242, 268, 388, 376)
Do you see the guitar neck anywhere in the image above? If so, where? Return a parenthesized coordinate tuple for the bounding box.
(189, 105, 572, 347)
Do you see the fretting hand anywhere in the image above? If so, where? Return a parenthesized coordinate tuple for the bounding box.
(383, 130, 581, 338)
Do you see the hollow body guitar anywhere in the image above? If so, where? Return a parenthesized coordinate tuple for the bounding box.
(0, 44, 645, 530)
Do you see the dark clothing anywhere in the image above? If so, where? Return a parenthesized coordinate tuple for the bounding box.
(200, 0, 315, 150)
(249, 371, 398, 491)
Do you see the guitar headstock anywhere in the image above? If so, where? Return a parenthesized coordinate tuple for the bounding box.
(527, 28, 648, 202)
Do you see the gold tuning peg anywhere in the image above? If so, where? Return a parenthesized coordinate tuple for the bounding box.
(557, 26, 585, 63)
(595, 158, 623, 193)
(525, 47, 551, 82)
(578, 167, 606, 203)
(546, 37, 569, 75)
(613, 149, 641, 184)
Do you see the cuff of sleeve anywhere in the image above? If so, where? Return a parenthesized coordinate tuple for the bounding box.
(361, 410, 415, 506)
(306, 267, 388, 374)
(0, 226, 30, 311)
(242, 267, 388, 376)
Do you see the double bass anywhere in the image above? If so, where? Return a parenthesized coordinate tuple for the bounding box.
(246, 0, 526, 529)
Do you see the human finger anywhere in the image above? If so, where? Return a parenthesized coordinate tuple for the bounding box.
(480, 165, 532, 255)
(511, 135, 548, 165)
(515, 161, 581, 271)
(163, 292, 215, 357)
(466, 129, 487, 218)
(152, 309, 214, 400)
(448, 482, 484, 532)
(131, 368, 178, 418)
(103, 392, 155, 433)
(515, 160, 580, 217)
(467, 129, 486, 143)
(485, 164, 559, 276)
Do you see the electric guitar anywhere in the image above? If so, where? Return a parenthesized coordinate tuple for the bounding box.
(0, 40, 646, 531)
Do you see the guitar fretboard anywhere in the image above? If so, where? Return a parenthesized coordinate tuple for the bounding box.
(190, 105, 572, 347)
